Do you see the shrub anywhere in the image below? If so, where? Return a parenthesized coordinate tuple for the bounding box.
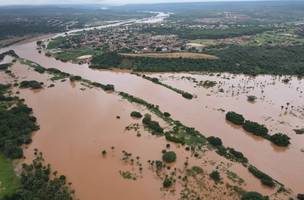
(227, 147, 248, 163)
(243, 120, 268, 137)
(162, 151, 177, 163)
(247, 95, 257, 102)
(163, 178, 173, 188)
(248, 165, 274, 187)
(69, 75, 82, 81)
(130, 111, 142, 118)
(226, 111, 245, 125)
(142, 114, 163, 135)
(164, 112, 171, 117)
(182, 92, 193, 99)
(270, 133, 290, 147)
(165, 133, 184, 144)
(209, 170, 221, 182)
(19, 80, 43, 89)
(207, 136, 223, 147)
(241, 192, 267, 200)
(297, 194, 304, 200)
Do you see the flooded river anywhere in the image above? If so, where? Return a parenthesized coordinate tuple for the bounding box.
(0, 12, 303, 198)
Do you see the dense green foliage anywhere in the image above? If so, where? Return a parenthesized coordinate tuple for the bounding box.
(2, 152, 73, 200)
(0, 102, 39, 159)
(90, 45, 304, 76)
(241, 192, 268, 200)
(91, 82, 115, 91)
(248, 165, 274, 187)
(269, 133, 290, 147)
(142, 114, 163, 135)
(209, 170, 221, 182)
(90, 52, 122, 69)
(69, 76, 82, 81)
(242, 121, 268, 137)
(226, 111, 245, 125)
(162, 151, 177, 163)
(163, 178, 173, 188)
(130, 111, 142, 118)
(0, 64, 12, 71)
(19, 80, 43, 89)
(207, 136, 222, 147)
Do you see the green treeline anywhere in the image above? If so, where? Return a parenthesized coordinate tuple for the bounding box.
(226, 111, 290, 147)
(89, 45, 304, 76)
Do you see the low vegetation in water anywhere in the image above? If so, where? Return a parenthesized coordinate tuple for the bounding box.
(0, 63, 12, 71)
(241, 191, 268, 200)
(248, 165, 275, 187)
(130, 111, 142, 118)
(162, 151, 177, 163)
(226, 111, 245, 125)
(19, 80, 43, 89)
(226, 112, 290, 147)
(209, 170, 221, 183)
(134, 73, 194, 100)
(142, 114, 164, 135)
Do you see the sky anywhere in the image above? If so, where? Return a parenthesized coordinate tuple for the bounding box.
(0, 0, 268, 6)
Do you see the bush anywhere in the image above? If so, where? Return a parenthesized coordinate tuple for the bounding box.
(209, 170, 221, 182)
(241, 192, 267, 200)
(163, 178, 173, 188)
(69, 75, 82, 81)
(243, 120, 268, 137)
(248, 165, 274, 187)
(297, 194, 304, 200)
(227, 147, 248, 163)
(247, 95, 257, 102)
(129, 111, 142, 119)
(162, 151, 177, 163)
(19, 80, 43, 89)
(142, 114, 163, 135)
(207, 136, 223, 147)
(182, 92, 193, 99)
(163, 112, 171, 117)
(226, 111, 245, 125)
(269, 133, 290, 147)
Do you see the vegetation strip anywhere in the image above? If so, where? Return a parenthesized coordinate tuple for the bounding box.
(226, 111, 291, 147)
(133, 73, 194, 99)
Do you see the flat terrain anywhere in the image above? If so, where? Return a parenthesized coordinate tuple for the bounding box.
(121, 52, 219, 60)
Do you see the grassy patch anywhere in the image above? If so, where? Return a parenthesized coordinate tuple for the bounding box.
(0, 154, 20, 198)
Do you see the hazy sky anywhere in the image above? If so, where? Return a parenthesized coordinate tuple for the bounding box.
(0, 0, 265, 6)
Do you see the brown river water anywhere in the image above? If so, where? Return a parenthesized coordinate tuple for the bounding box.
(0, 37, 303, 198)
(0, 61, 276, 200)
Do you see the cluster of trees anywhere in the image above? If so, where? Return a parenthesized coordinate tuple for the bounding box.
(142, 114, 164, 135)
(162, 151, 177, 163)
(69, 76, 82, 82)
(19, 80, 43, 89)
(89, 45, 304, 76)
(248, 165, 275, 187)
(163, 178, 173, 188)
(0, 102, 39, 159)
(226, 111, 290, 147)
(2, 152, 74, 200)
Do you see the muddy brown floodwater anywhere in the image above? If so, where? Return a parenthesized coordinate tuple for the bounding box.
(1, 36, 304, 197)
(0, 61, 278, 200)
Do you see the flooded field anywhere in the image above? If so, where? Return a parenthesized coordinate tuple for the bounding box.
(0, 60, 285, 200)
(2, 39, 302, 196)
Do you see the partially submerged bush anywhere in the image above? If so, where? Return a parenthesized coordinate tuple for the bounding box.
(241, 192, 268, 200)
(19, 80, 43, 89)
(130, 111, 142, 118)
(142, 114, 163, 135)
(69, 75, 82, 81)
(209, 170, 221, 182)
(242, 120, 268, 137)
(297, 194, 304, 200)
(162, 151, 177, 163)
(163, 178, 173, 188)
(270, 133, 290, 147)
(207, 136, 223, 147)
(247, 95, 257, 102)
(248, 165, 274, 187)
(226, 111, 245, 125)
(182, 92, 193, 99)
